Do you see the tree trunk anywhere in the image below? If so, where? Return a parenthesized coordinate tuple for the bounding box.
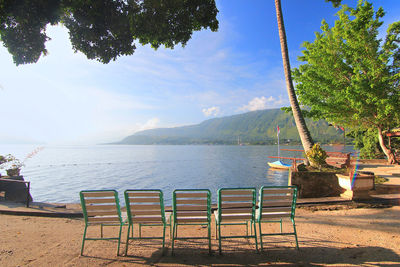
(274, 0, 314, 156)
(377, 127, 398, 164)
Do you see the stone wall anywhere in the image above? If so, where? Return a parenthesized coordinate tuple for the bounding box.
(289, 171, 345, 198)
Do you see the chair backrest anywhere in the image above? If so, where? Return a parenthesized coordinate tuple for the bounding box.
(173, 189, 211, 223)
(124, 189, 166, 224)
(257, 186, 297, 221)
(80, 190, 122, 225)
(217, 188, 256, 222)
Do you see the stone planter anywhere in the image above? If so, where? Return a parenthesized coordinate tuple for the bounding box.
(6, 168, 21, 177)
(289, 170, 345, 198)
(0, 176, 33, 203)
(336, 172, 374, 200)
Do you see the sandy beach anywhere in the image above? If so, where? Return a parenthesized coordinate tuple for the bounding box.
(1, 204, 400, 266)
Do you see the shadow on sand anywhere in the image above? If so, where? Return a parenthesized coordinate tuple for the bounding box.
(80, 238, 400, 266)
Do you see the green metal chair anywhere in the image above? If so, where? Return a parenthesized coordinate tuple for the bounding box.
(172, 189, 212, 255)
(256, 186, 299, 251)
(214, 187, 258, 254)
(124, 189, 170, 255)
(79, 190, 123, 256)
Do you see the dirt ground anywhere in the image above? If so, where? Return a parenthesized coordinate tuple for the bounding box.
(1, 205, 400, 266)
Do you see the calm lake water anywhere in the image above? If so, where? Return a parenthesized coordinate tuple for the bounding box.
(0, 144, 355, 205)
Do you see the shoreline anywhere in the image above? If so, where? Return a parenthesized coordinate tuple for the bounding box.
(1, 193, 399, 219)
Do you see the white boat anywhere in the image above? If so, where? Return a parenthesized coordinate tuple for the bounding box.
(268, 126, 291, 170)
(268, 160, 291, 170)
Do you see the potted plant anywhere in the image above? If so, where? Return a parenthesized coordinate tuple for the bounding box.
(305, 143, 328, 169)
(289, 144, 346, 198)
(0, 154, 24, 177)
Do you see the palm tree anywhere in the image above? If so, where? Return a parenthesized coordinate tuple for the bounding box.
(274, 0, 314, 156)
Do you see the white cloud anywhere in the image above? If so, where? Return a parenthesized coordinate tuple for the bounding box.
(137, 118, 160, 131)
(202, 106, 221, 117)
(239, 96, 285, 112)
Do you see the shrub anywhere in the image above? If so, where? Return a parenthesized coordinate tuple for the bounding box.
(306, 143, 328, 169)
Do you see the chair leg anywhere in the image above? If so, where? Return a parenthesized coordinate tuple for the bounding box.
(292, 218, 299, 249)
(162, 224, 166, 255)
(208, 222, 212, 255)
(258, 221, 263, 251)
(171, 223, 176, 255)
(117, 224, 123, 256)
(280, 219, 283, 233)
(170, 213, 173, 237)
(125, 224, 131, 256)
(215, 220, 218, 240)
(253, 220, 258, 252)
(139, 224, 142, 238)
(218, 223, 222, 254)
(80, 225, 88, 256)
(101, 224, 103, 238)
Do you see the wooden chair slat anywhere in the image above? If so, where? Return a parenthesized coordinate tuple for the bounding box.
(176, 217, 209, 223)
(221, 196, 253, 202)
(129, 204, 161, 210)
(259, 213, 291, 219)
(82, 191, 115, 198)
(220, 190, 253, 195)
(220, 202, 253, 208)
(175, 199, 208, 205)
(218, 208, 252, 214)
(261, 207, 292, 213)
(87, 210, 118, 216)
(85, 204, 117, 211)
(131, 216, 163, 223)
(131, 210, 162, 215)
(262, 195, 292, 201)
(175, 205, 208, 211)
(127, 197, 161, 203)
(262, 189, 294, 195)
(260, 201, 291, 207)
(221, 214, 252, 220)
(87, 216, 120, 223)
(127, 192, 160, 197)
(176, 211, 208, 217)
(175, 192, 208, 198)
(85, 198, 118, 204)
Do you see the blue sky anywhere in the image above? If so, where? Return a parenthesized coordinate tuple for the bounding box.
(0, 0, 399, 145)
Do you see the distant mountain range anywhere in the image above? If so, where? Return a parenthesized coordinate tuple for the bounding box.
(117, 108, 346, 145)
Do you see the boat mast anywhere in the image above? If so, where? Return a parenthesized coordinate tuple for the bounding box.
(277, 126, 280, 159)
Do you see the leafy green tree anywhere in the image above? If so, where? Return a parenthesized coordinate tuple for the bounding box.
(348, 128, 384, 159)
(292, 0, 400, 164)
(0, 0, 219, 65)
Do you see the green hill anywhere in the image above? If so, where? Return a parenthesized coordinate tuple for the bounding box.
(118, 109, 346, 145)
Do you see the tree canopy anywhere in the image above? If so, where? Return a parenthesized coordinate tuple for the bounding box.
(292, 0, 400, 163)
(0, 0, 219, 65)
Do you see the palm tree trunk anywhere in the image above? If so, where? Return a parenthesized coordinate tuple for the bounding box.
(274, 0, 314, 155)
